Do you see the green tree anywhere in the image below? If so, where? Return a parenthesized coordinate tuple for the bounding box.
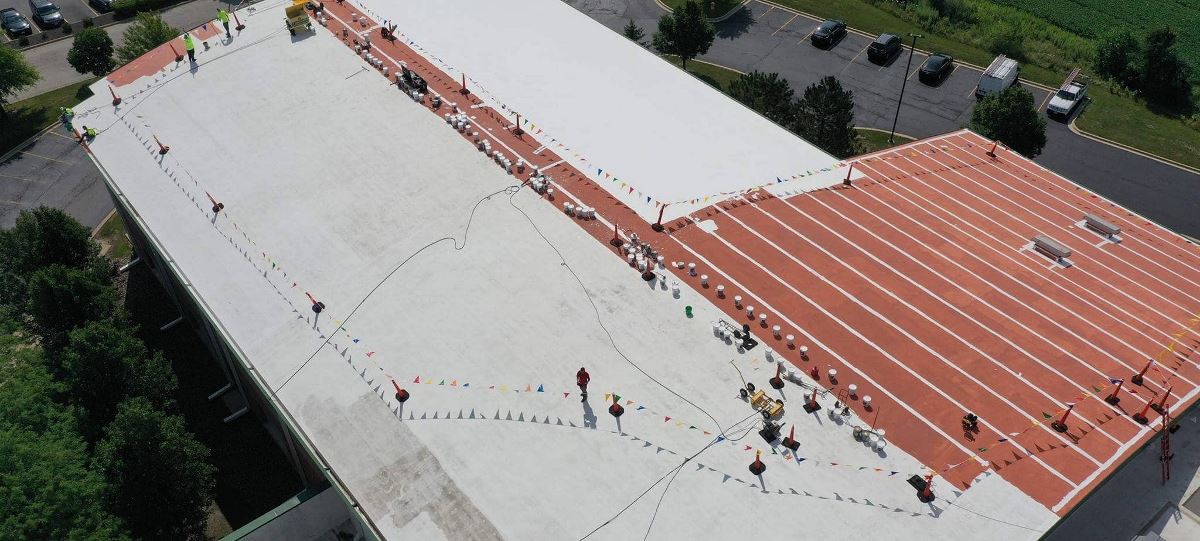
(0, 327, 131, 541)
(68, 27, 115, 76)
(729, 71, 795, 125)
(60, 321, 178, 441)
(970, 85, 1046, 158)
(95, 397, 215, 541)
(0, 46, 40, 118)
(623, 20, 645, 44)
(793, 76, 860, 158)
(0, 206, 105, 309)
(1094, 29, 1140, 88)
(652, 1, 715, 70)
(24, 265, 121, 354)
(116, 13, 180, 66)
(1139, 27, 1192, 110)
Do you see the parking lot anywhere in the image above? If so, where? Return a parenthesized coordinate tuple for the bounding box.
(575, 0, 1051, 139)
(1, 0, 102, 36)
(0, 127, 113, 229)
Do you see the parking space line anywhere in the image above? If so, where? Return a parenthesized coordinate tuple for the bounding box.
(80, 0, 100, 17)
(798, 27, 815, 44)
(964, 85, 976, 98)
(907, 65, 921, 81)
(1038, 90, 1053, 111)
(19, 150, 74, 164)
(770, 13, 797, 36)
(0, 173, 38, 183)
(840, 43, 870, 74)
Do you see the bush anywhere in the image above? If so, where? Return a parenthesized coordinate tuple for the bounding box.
(927, 0, 974, 25)
(988, 22, 1026, 61)
(18, 36, 29, 46)
(62, 22, 72, 34)
(112, 0, 164, 17)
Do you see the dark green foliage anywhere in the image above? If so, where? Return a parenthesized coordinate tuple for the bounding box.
(1139, 27, 1193, 110)
(112, 0, 164, 17)
(115, 13, 179, 65)
(0, 45, 40, 116)
(792, 76, 861, 159)
(728, 71, 796, 125)
(1094, 29, 1140, 88)
(623, 20, 645, 44)
(61, 321, 178, 441)
(652, 1, 716, 70)
(0, 328, 131, 541)
(24, 265, 121, 353)
(927, 0, 975, 24)
(970, 85, 1047, 158)
(95, 397, 215, 541)
(0, 206, 106, 310)
(68, 28, 115, 76)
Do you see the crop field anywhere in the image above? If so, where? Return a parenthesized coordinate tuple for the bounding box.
(991, 0, 1200, 70)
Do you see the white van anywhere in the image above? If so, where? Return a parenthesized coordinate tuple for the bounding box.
(975, 55, 1020, 98)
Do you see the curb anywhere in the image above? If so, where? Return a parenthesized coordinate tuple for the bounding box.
(653, 0, 753, 23)
(1067, 118, 1200, 177)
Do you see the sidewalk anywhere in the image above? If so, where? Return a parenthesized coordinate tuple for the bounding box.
(14, 0, 235, 101)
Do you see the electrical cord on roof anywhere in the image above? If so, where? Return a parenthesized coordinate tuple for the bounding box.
(273, 184, 521, 392)
(506, 190, 737, 440)
(576, 410, 762, 541)
(935, 497, 1044, 533)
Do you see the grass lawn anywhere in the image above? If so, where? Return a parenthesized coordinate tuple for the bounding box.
(0, 78, 98, 156)
(664, 55, 743, 91)
(856, 127, 915, 154)
(94, 211, 133, 261)
(762, 0, 1200, 169)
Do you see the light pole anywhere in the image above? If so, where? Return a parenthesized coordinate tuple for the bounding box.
(889, 33, 922, 143)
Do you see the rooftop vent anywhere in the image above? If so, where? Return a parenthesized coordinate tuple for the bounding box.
(1084, 214, 1121, 237)
(1033, 234, 1072, 260)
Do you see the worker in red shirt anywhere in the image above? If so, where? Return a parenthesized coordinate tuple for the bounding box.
(576, 367, 590, 401)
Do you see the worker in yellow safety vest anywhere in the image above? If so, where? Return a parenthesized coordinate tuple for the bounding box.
(217, 9, 230, 39)
(184, 33, 195, 63)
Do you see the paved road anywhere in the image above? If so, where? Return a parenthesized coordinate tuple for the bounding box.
(13, 0, 234, 100)
(570, 0, 1200, 238)
(0, 129, 110, 228)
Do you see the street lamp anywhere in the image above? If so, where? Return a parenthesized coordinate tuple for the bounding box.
(889, 33, 922, 143)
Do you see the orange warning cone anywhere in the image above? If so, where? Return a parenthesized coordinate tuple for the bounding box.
(306, 292, 325, 314)
(748, 449, 766, 475)
(109, 85, 121, 106)
(204, 192, 224, 214)
(1104, 379, 1125, 405)
(233, 9, 245, 31)
(782, 424, 799, 451)
(153, 135, 170, 154)
(1050, 403, 1075, 433)
(392, 380, 409, 402)
(169, 42, 183, 62)
(918, 473, 935, 502)
(652, 204, 667, 232)
(986, 140, 998, 158)
(608, 393, 624, 417)
(1131, 359, 1154, 386)
(1150, 386, 1172, 416)
(769, 363, 784, 389)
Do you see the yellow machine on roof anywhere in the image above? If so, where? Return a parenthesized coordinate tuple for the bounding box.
(285, 0, 312, 36)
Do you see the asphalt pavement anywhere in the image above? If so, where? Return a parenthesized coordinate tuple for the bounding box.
(569, 0, 1200, 238)
(0, 128, 111, 229)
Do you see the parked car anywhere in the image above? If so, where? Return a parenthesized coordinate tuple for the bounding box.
(918, 53, 954, 85)
(810, 20, 846, 49)
(29, 0, 63, 28)
(1, 8, 33, 36)
(975, 54, 1020, 98)
(89, 0, 113, 12)
(867, 33, 902, 64)
(1046, 68, 1089, 120)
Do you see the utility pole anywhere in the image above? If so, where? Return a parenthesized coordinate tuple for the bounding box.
(889, 33, 922, 143)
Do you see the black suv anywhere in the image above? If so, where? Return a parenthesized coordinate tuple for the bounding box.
(867, 34, 902, 64)
(919, 53, 954, 85)
(810, 20, 846, 49)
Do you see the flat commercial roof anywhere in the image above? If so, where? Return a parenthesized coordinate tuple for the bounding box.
(356, 0, 852, 222)
(72, 0, 1200, 538)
